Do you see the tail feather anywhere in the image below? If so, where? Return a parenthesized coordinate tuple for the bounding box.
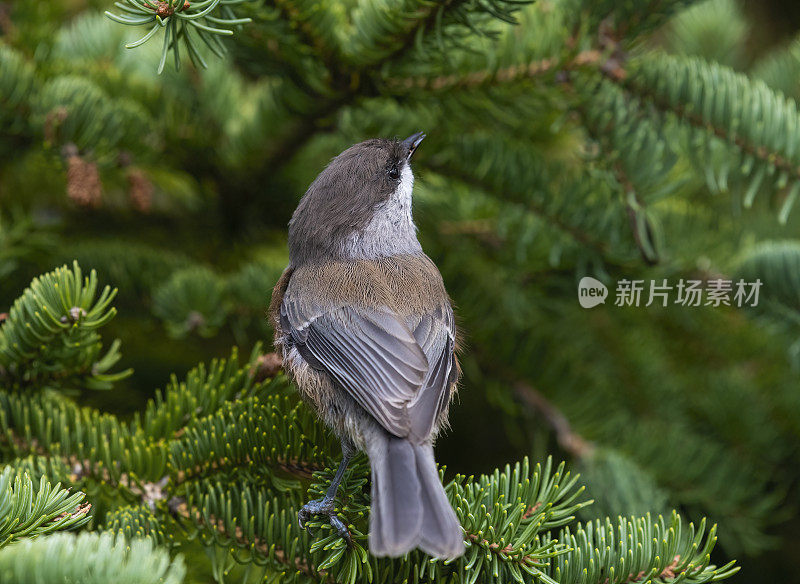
(368, 437, 422, 555)
(367, 433, 464, 559)
(415, 442, 464, 559)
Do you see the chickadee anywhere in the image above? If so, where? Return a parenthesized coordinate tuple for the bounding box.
(269, 133, 464, 559)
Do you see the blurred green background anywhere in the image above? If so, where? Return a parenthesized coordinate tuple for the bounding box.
(2, 0, 800, 581)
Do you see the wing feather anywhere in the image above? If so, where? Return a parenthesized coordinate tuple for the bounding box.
(408, 306, 456, 439)
(283, 300, 427, 436)
(281, 288, 456, 440)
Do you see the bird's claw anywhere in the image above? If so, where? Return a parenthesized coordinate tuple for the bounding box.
(298, 498, 352, 544)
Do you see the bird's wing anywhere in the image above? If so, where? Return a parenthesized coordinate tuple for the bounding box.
(407, 303, 457, 440)
(281, 296, 429, 437)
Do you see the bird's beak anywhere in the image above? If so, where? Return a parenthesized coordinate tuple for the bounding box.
(402, 132, 426, 161)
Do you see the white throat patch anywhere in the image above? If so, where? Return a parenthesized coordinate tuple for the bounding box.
(343, 163, 422, 259)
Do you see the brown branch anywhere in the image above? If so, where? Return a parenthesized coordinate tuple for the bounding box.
(51, 501, 92, 526)
(465, 531, 547, 568)
(617, 554, 684, 584)
(388, 56, 559, 92)
(386, 50, 606, 94)
(513, 381, 594, 459)
(173, 455, 323, 485)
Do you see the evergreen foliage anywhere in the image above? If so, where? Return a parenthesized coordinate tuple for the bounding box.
(0, 264, 740, 583)
(0, 531, 186, 584)
(1, 0, 799, 581)
(0, 262, 130, 390)
(0, 465, 91, 546)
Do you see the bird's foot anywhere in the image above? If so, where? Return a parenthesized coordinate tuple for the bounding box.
(298, 498, 352, 544)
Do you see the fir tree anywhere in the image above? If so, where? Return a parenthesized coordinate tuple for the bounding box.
(1, 0, 799, 582)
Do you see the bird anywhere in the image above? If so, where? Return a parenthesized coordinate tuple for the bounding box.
(268, 132, 464, 560)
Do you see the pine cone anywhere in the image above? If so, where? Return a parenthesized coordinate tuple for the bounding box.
(66, 155, 102, 207)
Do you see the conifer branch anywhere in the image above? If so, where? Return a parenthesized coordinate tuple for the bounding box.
(134, 344, 273, 440)
(34, 77, 152, 156)
(0, 262, 131, 391)
(105, 0, 255, 73)
(171, 497, 325, 579)
(0, 392, 168, 484)
(387, 55, 560, 93)
(0, 467, 91, 547)
(0, 532, 186, 584)
(271, 0, 343, 71)
(567, 0, 700, 40)
(605, 53, 800, 219)
(0, 44, 36, 131)
(344, 0, 528, 68)
(105, 504, 176, 548)
(152, 266, 229, 338)
(168, 395, 333, 484)
(547, 512, 738, 584)
(436, 166, 611, 255)
(171, 457, 592, 584)
(619, 64, 799, 180)
(571, 83, 664, 265)
(4, 1, 790, 578)
(425, 143, 628, 259)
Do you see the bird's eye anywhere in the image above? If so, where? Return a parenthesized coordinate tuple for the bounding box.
(387, 166, 400, 181)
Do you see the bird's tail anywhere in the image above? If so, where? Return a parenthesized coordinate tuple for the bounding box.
(366, 433, 464, 559)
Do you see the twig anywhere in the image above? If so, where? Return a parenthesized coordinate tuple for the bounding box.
(512, 381, 594, 458)
(386, 50, 606, 93)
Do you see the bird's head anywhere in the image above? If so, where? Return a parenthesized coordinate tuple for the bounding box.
(288, 133, 426, 265)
